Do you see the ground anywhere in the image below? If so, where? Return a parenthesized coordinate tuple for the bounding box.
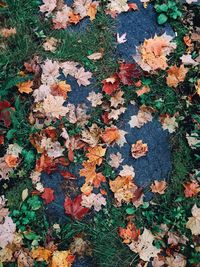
(0, 0, 199, 267)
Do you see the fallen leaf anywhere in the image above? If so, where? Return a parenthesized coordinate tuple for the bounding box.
(32, 247, 52, 262)
(101, 127, 120, 144)
(109, 152, 123, 168)
(81, 193, 106, 211)
(150, 180, 167, 194)
(87, 3, 98, 21)
(43, 95, 69, 119)
(86, 146, 106, 165)
(117, 32, 127, 44)
(41, 187, 55, 204)
(129, 228, 161, 262)
(0, 216, 16, 248)
(102, 74, 120, 95)
(186, 204, 200, 235)
(87, 91, 103, 107)
(51, 81, 71, 99)
(119, 222, 140, 244)
(64, 195, 89, 220)
(22, 188, 28, 202)
(184, 181, 200, 198)
(131, 140, 148, 159)
(51, 250, 75, 267)
(0, 27, 16, 37)
(166, 65, 188, 88)
(74, 67, 92, 86)
(43, 37, 59, 52)
(81, 123, 102, 147)
(17, 80, 33, 94)
(118, 63, 142, 85)
(40, 0, 57, 15)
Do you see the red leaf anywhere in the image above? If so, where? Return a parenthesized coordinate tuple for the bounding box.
(59, 171, 76, 180)
(41, 188, 55, 204)
(0, 135, 4, 145)
(68, 148, 74, 162)
(101, 111, 110, 125)
(118, 63, 135, 85)
(64, 195, 89, 220)
(0, 100, 12, 128)
(102, 74, 120, 95)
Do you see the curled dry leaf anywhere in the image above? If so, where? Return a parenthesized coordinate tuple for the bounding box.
(150, 180, 167, 194)
(131, 140, 148, 159)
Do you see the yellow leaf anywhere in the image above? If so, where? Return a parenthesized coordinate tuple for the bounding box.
(86, 146, 106, 166)
(32, 247, 52, 262)
(51, 250, 74, 267)
(166, 64, 188, 88)
(87, 3, 98, 20)
(17, 80, 33, 94)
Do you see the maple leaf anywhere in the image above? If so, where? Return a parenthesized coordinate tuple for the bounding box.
(35, 154, 57, 174)
(0, 100, 12, 128)
(119, 165, 135, 177)
(33, 85, 51, 102)
(60, 61, 79, 77)
(64, 195, 89, 220)
(183, 181, 200, 198)
(160, 114, 178, 133)
(180, 54, 198, 66)
(0, 216, 16, 248)
(129, 228, 161, 262)
(43, 37, 59, 52)
(108, 107, 126, 120)
(43, 95, 69, 119)
(41, 59, 60, 85)
(87, 2, 99, 21)
(165, 253, 187, 267)
(131, 140, 148, 159)
(92, 172, 106, 188)
(109, 175, 136, 204)
(74, 67, 92, 86)
(117, 32, 127, 44)
(81, 123, 102, 147)
(0, 247, 13, 263)
(86, 146, 106, 165)
(81, 193, 106, 211)
(32, 247, 52, 262)
(109, 152, 123, 168)
(136, 85, 150, 96)
(166, 64, 188, 88)
(134, 34, 176, 72)
(102, 74, 120, 95)
(101, 127, 120, 144)
(17, 80, 33, 94)
(119, 222, 140, 244)
(68, 12, 81, 24)
(110, 90, 124, 108)
(106, 0, 129, 16)
(79, 161, 96, 181)
(129, 109, 152, 129)
(150, 180, 167, 194)
(0, 27, 16, 38)
(118, 63, 141, 85)
(41, 187, 55, 204)
(52, 6, 72, 29)
(40, 0, 57, 15)
(69, 236, 92, 257)
(51, 81, 71, 99)
(51, 250, 75, 267)
(186, 204, 200, 235)
(87, 91, 103, 107)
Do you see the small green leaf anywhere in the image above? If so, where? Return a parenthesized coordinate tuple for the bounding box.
(126, 207, 135, 215)
(157, 14, 168, 25)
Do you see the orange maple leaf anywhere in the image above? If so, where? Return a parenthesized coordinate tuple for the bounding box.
(150, 180, 167, 194)
(32, 247, 52, 262)
(87, 3, 98, 21)
(101, 127, 120, 144)
(17, 80, 33, 94)
(79, 161, 96, 181)
(86, 146, 106, 165)
(68, 12, 81, 24)
(166, 64, 188, 88)
(119, 222, 140, 244)
(51, 81, 71, 99)
(183, 181, 200, 198)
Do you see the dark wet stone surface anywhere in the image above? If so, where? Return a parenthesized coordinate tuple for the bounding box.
(116, 0, 174, 61)
(42, 0, 173, 222)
